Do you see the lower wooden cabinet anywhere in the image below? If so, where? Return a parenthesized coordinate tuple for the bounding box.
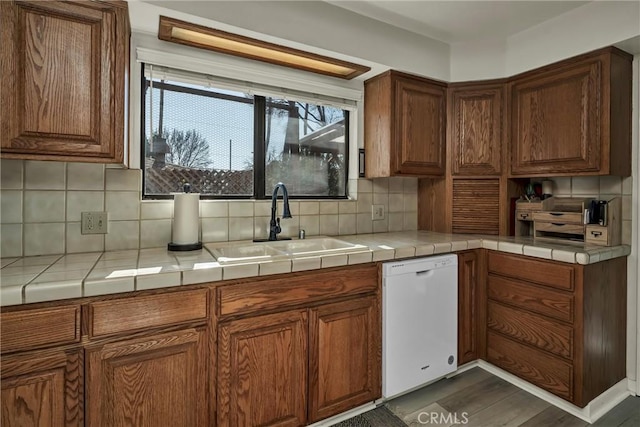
(217, 310, 308, 427)
(308, 297, 380, 423)
(457, 250, 481, 365)
(1, 347, 82, 427)
(85, 327, 208, 427)
(217, 295, 381, 427)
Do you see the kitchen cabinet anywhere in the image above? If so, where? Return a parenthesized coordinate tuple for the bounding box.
(1, 305, 82, 427)
(308, 297, 380, 423)
(449, 82, 504, 176)
(510, 47, 632, 177)
(457, 250, 486, 365)
(217, 310, 308, 427)
(85, 327, 208, 427)
(0, 0, 129, 163)
(216, 263, 380, 426)
(485, 252, 626, 407)
(365, 70, 446, 177)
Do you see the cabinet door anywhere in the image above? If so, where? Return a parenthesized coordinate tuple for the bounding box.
(458, 251, 479, 365)
(308, 297, 381, 423)
(511, 59, 601, 175)
(450, 85, 503, 175)
(86, 328, 208, 427)
(0, 1, 128, 163)
(394, 77, 446, 175)
(1, 348, 82, 427)
(218, 310, 307, 427)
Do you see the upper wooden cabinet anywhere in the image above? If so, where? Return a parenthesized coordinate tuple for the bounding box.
(510, 47, 632, 177)
(365, 71, 446, 177)
(0, 0, 129, 163)
(449, 83, 504, 176)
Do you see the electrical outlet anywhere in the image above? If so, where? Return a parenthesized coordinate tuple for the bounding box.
(371, 204, 385, 221)
(81, 212, 108, 234)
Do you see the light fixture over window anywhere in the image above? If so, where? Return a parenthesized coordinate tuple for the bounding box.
(158, 16, 371, 80)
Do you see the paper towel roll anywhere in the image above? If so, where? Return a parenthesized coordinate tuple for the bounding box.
(172, 193, 200, 244)
(542, 180, 553, 196)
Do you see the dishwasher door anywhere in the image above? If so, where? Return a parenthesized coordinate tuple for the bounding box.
(382, 255, 458, 399)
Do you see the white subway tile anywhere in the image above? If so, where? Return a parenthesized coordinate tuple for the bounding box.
(66, 222, 104, 253)
(67, 163, 105, 190)
(253, 201, 271, 217)
(66, 191, 104, 222)
(105, 221, 139, 251)
(25, 161, 65, 190)
(1, 191, 22, 223)
(319, 215, 339, 235)
(24, 191, 65, 223)
(404, 178, 418, 194)
(1, 160, 23, 190)
(373, 193, 389, 207)
(338, 214, 356, 235)
(140, 219, 172, 248)
(259, 260, 292, 276)
(357, 179, 372, 193)
(348, 251, 372, 265)
(338, 201, 356, 214)
(388, 194, 404, 213)
(388, 213, 404, 232)
(105, 168, 141, 191)
(373, 217, 389, 233)
(599, 176, 622, 195)
(292, 256, 321, 272)
(403, 212, 418, 231)
(299, 215, 320, 236)
(404, 193, 418, 212)
(202, 218, 229, 242)
(372, 178, 389, 193)
(321, 254, 348, 268)
(571, 176, 599, 195)
(280, 216, 300, 238)
(24, 223, 65, 256)
(550, 177, 571, 196)
(356, 193, 372, 214)
(389, 177, 404, 193)
(356, 213, 373, 234)
(228, 217, 254, 241)
(106, 191, 140, 221)
(201, 201, 228, 218)
(319, 202, 338, 214)
(141, 201, 173, 220)
(299, 201, 320, 216)
(229, 201, 254, 217)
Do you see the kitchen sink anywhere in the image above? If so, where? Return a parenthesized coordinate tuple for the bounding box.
(205, 243, 287, 265)
(274, 237, 368, 257)
(206, 238, 369, 264)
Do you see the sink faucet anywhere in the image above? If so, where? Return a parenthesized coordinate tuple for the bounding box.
(268, 182, 292, 241)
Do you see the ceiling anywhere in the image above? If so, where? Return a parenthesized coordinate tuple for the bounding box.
(327, 1, 591, 43)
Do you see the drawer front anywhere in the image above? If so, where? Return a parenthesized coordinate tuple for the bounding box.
(89, 289, 209, 338)
(218, 264, 378, 317)
(488, 275, 574, 323)
(585, 225, 610, 246)
(533, 212, 583, 224)
(488, 251, 575, 290)
(1, 306, 80, 353)
(487, 332, 573, 401)
(535, 222, 584, 235)
(515, 209, 533, 222)
(488, 301, 573, 359)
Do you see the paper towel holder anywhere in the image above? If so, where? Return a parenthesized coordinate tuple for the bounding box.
(168, 183, 203, 251)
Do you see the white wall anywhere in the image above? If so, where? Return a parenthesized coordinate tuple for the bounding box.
(450, 37, 507, 81)
(131, 0, 451, 81)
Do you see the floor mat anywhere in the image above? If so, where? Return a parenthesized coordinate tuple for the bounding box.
(332, 406, 407, 427)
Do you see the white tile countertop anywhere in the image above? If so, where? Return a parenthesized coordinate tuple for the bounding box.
(0, 231, 630, 307)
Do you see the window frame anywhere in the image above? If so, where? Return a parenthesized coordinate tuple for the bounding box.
(140, 64, 350, 201)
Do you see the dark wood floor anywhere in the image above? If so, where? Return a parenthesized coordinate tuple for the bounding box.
(385, 368, 639, 426)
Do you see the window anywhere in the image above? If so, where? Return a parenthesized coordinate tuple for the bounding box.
(142, 65, 349, 199)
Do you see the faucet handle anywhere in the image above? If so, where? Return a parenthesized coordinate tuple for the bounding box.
(275, 217, 282, 235)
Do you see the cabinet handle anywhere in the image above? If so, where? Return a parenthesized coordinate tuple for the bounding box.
(519, 213, 529, 220)
(590, 231, 603, 237)
(551, 223, 566, 227)
(550, 212, 564, 216)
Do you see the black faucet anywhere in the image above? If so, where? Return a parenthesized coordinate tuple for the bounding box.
(268, 182, 292, 241)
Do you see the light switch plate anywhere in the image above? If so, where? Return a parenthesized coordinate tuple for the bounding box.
(81, 212, 108, 234)
(372, 204, 385, 221)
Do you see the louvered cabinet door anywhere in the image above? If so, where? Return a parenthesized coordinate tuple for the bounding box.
(452, 179, 500, 235)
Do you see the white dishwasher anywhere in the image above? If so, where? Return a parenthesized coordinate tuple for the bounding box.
(382, 254, 458, 399)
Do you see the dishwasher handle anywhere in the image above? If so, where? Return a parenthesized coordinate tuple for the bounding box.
(415, 269, 435, 277)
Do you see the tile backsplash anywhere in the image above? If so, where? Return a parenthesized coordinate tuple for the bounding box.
(0, 160, 418, 257)
(541, 176, 633, 244)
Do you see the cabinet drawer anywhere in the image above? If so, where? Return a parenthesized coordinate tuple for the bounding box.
(89, 289, 208, 338)
(488, 301, 573, 359)
(533, 212, 583, 224)
(585, 225, 610, 246)
(218, 264, 378, 317)
(488, 275, 573, 323)
(1, 306, 80, 353)
(488, 252, 575, 290)
(487, 332, 573, 401)
(534, 222, 584, 235)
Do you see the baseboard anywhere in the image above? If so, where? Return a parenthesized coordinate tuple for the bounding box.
(308, 402, 377, 427)
(628, 378, 638, 395)
(477, 360, 631, 423)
